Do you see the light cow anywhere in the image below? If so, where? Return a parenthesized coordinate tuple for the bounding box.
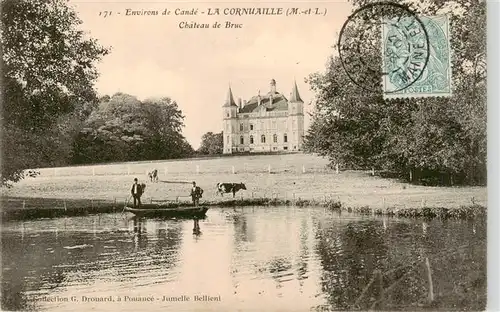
(216, 182, 247, 198)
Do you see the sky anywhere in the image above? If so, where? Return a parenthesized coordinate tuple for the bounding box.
(70, 0, 353, 149)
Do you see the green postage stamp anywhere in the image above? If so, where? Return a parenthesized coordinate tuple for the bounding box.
(382, 15, 452, 99)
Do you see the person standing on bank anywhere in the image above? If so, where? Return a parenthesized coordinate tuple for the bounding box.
(190, 181, 203, 206)
(131, 178, 144, 208)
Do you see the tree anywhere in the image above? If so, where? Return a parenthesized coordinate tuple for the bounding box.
(141, 97, 194, 159)
(198, 132, 223, 155)
(305, 0, 486, 185)
(71, 93, 193, 163)
(1, 0, 109, 185)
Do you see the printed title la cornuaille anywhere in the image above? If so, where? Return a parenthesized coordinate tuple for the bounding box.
(125, 7, 285, 16)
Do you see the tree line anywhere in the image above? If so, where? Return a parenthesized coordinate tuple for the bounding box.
(71, 93, 194, 164)
(0, 0, 194, 186)
(304, 0, 486, 186)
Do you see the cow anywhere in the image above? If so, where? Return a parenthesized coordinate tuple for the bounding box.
(216, 182, 247, 198)
(25, 169, 40, 178)
(148, 169, 158, 182)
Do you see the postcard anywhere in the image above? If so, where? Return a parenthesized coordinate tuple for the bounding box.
(0, 0, 492, 311)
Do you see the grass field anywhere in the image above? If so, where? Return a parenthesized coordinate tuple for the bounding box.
(0, 153, 487, 211)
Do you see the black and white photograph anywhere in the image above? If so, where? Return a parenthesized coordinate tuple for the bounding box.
(0, 0, 492, 311)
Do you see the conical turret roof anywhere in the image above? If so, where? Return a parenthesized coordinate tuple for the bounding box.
(289, 80, 303, 103)
(223, 85, 238, 107)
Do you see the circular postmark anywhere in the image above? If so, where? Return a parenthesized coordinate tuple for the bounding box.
(338, 2, 430, 93)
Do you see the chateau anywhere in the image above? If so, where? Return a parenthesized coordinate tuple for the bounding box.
(222, 79, 305, 154)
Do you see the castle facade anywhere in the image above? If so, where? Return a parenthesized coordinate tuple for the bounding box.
(222, 79, 305, 154)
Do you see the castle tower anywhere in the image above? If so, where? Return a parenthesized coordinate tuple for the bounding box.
(288, 80, 305, 151)
(222, 85, 238, 154)
(289, 80, 303, 103)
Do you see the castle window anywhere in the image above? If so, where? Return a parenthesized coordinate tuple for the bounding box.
(261, 135, 266, 143)
(284, 134, 288, 143)
(240, 136, 244, 145)
(273, 134, 278, 143)
(250, 124, 254, 130)
(226, 113, 229, 117)
(250, 135, 254, 144)
(240, 123, 243, 131)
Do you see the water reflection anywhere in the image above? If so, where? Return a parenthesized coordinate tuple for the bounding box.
(1, 208, 486, 312)
(2, 215, 185, 311)
(297, 218, 309, 288)
(192, 219, 201, 237)
(232, 211, 255, 243)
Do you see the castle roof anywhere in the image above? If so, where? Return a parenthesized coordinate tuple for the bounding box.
(289, 80, 303, 103)
(226, 79, 303, 113)
(239, 92, 289, 113)
(223, 86, 237, 107)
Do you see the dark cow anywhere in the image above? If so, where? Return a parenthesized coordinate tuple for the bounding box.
(148, 169, 158, 182)
(216, 182, 247, 198)
(25, 170, 40, 178)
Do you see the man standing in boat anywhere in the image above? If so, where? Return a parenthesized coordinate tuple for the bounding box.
(190, 181, 203, 206)
(131, 178, 144, 208)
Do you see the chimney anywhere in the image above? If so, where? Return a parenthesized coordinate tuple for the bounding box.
(257, 90, 261, 106)
(238, 98, 242, 110)
(269, 93, 273, 105)
(270, 79, 276, 94)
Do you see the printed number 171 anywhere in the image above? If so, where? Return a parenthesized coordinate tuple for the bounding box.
(99, 11, 112, 18)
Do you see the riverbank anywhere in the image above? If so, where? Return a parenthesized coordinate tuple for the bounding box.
(1, 196, 486, 221)
(1, 154, 487, 221)
(1, 171, 487, 210)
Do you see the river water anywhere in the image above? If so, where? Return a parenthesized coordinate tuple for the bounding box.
(1, 207, 486, 311)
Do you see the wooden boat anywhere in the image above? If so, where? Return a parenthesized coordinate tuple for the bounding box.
(124, 204, 209, 218)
